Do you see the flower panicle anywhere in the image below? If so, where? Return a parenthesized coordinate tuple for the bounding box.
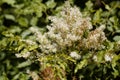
(18, 1, 107, 58)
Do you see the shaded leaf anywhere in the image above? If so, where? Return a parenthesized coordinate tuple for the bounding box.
(18, 17, 28, 27)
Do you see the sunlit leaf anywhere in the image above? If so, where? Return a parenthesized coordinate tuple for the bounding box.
(105, 5, 111, 11)
(113, 36, 120, 41)
(17, 60, 31, 68)
(2, 0, 15, 5)
(75, 59, 88, 73)
(46, 0, 56, 9)
(4, 14, 15, 21)
(30, 17, 38, 26)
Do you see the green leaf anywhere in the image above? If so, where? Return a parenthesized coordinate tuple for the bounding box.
(97, 51, 105, 63)
(109, 16, 115, 23)
(0, 72, 9, 80)
(105, 5, 111, 11)
(9, 26, 22, 33)
(30, 17, 38, 26)
(85, 1, 93, 10)
(46, 0, 56, 9)
(2, 31, 14, 37)
(21, 30, 31, 38)
(36, 9, 43, 17)
(57, 61, 66, 70)
(28, 45, 38, 51)
(17, 60, 31, 68)
(111, 54, 120, 78)
(13, 72, 30, 80)
(18, 17, 28, 27)
(110, 1, 120, 9)
(113, 36, 120, 41)
(4, 14, 15, 21)
(107, 26, 113, 32)
(17, 44, 25, 52)
(0, 52, 5, 60)
(2, 0, 15, 5)
(116, 30, 120, 33)
(74, 59, 87, 73)
(93, 9, 102, 24)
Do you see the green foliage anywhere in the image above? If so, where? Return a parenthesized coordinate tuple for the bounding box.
(83, 0, 120, 41)
(0, 0, 120, 80)
(39, 53, 75, 80)
(0, 0, 58, 79)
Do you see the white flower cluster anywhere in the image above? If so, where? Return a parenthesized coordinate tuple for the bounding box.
(70, 51, 81, 60)
(45, 1, 93, 51)
(29, 27, 57, 54)
(29, 1, 106, 55)
(104, 54, 113, 62)
(16, 52, 31, 58)
(84, 25, 106, 50)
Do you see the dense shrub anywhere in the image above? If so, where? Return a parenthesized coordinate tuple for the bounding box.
(0, 0, 120, 80)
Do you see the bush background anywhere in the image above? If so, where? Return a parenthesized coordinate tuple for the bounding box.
(0, 0, 120, 80)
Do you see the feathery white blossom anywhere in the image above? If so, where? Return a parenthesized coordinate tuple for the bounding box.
(16, 52, 31, 58)
(70, 51, 81, 60)
(93, 55, 97, 62)
(85, 25, 106, 50)
(104, 54, 113, 62)
(22, 1, 107, 56)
